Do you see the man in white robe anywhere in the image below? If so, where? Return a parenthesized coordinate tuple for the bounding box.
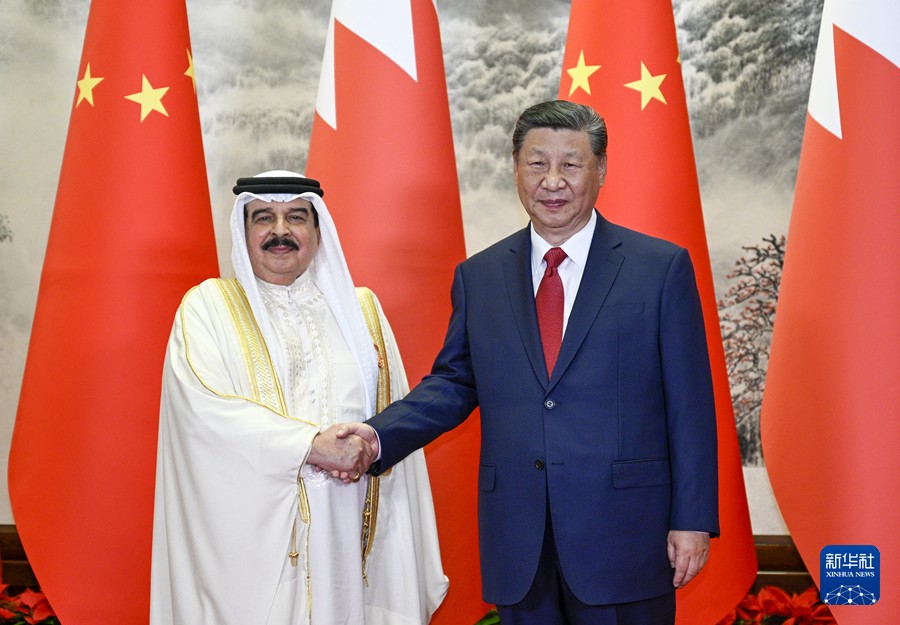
(150, 171, 448, 625)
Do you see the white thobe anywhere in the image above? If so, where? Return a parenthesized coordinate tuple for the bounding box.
(151, 274, 447, 625)
(261, 273, 368, 625)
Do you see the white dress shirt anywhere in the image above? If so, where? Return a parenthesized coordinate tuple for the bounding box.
(530, 210, 597, 335)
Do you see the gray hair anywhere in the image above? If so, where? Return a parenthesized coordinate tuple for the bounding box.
(512, 100, 608, 161)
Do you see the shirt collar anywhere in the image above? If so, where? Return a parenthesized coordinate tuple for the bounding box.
(530, 210, 597, 272)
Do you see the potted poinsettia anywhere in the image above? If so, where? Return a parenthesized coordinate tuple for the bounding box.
(716, 586, 836, 625)
(0, 585, 58, 625)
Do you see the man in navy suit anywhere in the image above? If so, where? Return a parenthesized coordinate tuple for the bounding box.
(342, 100, 718, 625)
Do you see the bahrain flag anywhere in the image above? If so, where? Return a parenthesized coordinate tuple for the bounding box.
(306, 2, 485, 623)
(761, 1, 900, 623)
(558, 1, 756, 622)
(7, 1, 218, 622)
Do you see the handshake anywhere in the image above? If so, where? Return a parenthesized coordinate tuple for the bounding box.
(306, 422, 379, 483)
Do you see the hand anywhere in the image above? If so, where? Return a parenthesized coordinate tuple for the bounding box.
(305, 424, 376, 483)
(667, 530, 710, 588)
(335, 422, 378, 456)
(321, 422, 379, 481)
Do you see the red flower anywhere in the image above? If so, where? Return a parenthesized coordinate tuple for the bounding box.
(0, 606, 19, 620)
(716, 586, 836, 625)
(18, 590, 55, 625)
(0, 585, 57, 624)
(757, 586, 794, 617)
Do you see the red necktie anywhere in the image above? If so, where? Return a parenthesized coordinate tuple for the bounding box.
(536, 247, 567, 375)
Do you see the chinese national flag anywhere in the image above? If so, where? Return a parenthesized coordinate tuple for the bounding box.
(306, 2, 484, 623)
(558, 1, 756, 622)
(761, 1, 900, 622)
(7, 1, 218, 622)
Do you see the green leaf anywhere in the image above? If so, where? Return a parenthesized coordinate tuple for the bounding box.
(473, 609, 501, 625)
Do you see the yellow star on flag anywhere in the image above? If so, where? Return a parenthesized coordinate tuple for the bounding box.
(76, 64, 104, 107)
(624, 62, 667, 110)
(185, 49, 197, 93)
(566, 51, 601, 96)
(124, 75, 169, 122)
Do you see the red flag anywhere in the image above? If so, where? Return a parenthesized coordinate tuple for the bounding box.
(7, 1, 218, 622)
(558, 1, 756, 622)
(306, 2, 485, 623)
(761, 1, 900, 622)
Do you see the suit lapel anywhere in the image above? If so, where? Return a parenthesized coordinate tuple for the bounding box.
(502, 227, 549, 388)
(550, 214, 624, 389)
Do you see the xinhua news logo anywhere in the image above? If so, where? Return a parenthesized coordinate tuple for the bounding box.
(819, 545, 879, 606)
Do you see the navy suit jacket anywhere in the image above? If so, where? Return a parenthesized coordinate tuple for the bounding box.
(368, 212, 719, 606)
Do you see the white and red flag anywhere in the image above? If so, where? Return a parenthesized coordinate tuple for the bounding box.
(558, 1, 756, 622)
(761, 1, 900, 622)
(306, 2, 486, 623)
(7, 0, 218, 622)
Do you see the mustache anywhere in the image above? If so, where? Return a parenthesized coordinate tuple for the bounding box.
(262, 236, 300, 251)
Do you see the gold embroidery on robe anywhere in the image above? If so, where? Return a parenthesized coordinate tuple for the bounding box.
(211, 278, 313, 607)
(355, 287, 392, 583)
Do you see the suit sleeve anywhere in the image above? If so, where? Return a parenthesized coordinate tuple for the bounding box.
(368, 264, 480, 472)
(660, 248, 720, 536)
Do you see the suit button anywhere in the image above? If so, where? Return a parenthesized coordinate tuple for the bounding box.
(544, 399, 556, 409)
(534, 459, 545, 470)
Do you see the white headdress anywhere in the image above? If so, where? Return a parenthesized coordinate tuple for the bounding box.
(229, 170, 378, 417)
